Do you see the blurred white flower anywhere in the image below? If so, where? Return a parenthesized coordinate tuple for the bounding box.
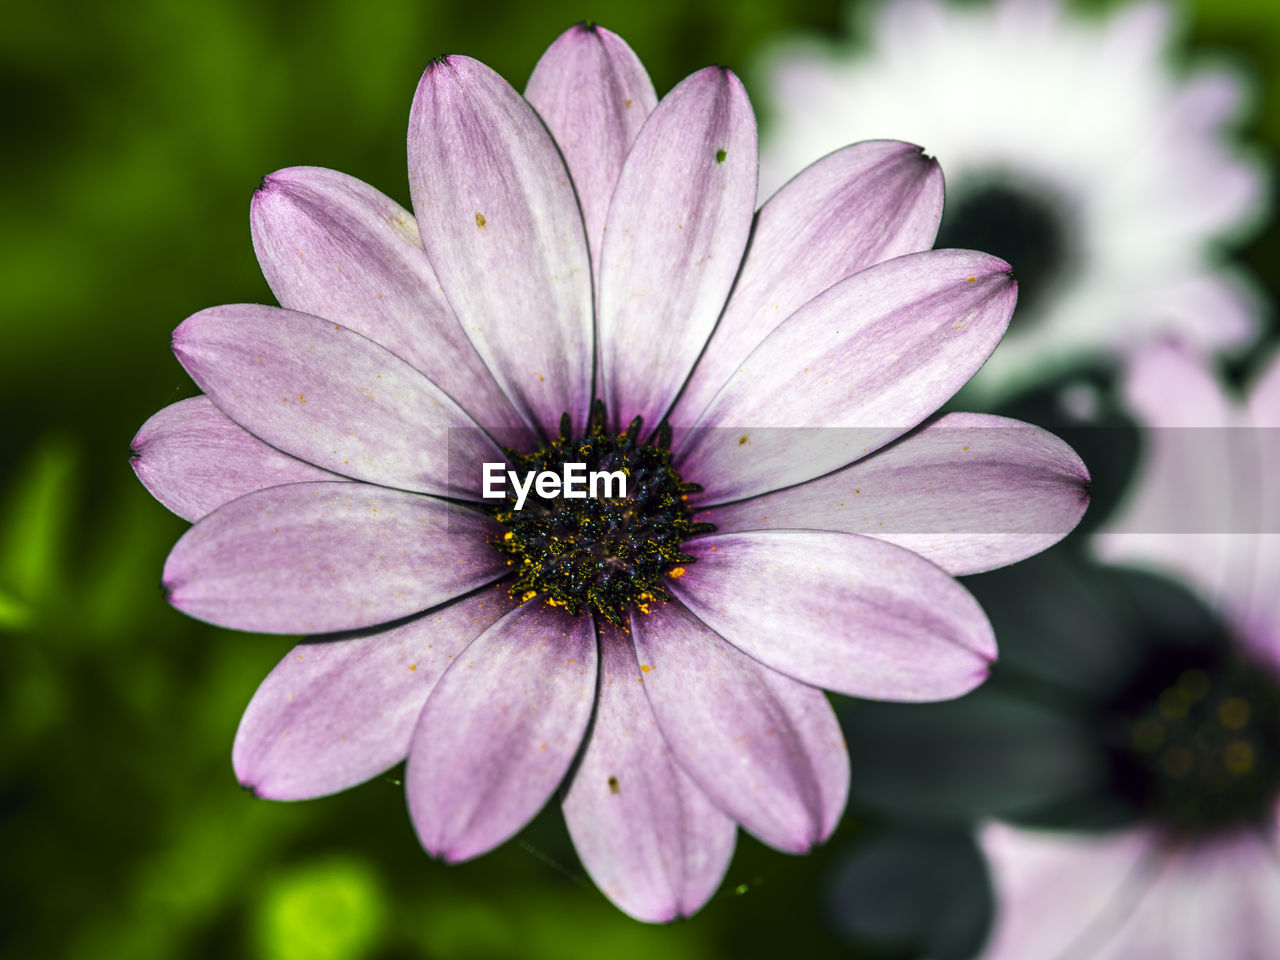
(759, 0, 1268, 398)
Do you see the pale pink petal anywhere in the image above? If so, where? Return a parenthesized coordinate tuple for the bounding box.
(670, 140, 943, 427)
(1088, 831, 1280, 960)
(980, 822, 1159, 960)
(406, 601, 596, 862)
(524, 24, 657, 281)
(1239, 351, 1280, 660)
(233, 585, 517, 800)
(131, 396, 339, 522)
(408, 56, 593, 438)
(250, 166, 530, 443)
(671, 531, 995, 700)
(597, 66, 757, 430)
(162, 482, 508, 634)
(1094, 342, 1258, 620)
(630, 600, 848, 853)
(562, 622, 736, 922)
(171, 304, 501, 499)
(701, 413, 1089, 576)
(679, 250, 1016, 504)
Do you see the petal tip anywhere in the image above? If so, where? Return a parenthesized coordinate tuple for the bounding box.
(159, 567, 185, 606)
(432, 843, 472, 866)
(170, 318, 195, 354)
(969, 658, 995, 689)
(784, 831, 819, 855)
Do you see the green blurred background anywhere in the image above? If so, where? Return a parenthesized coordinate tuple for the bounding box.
(3, 1, 1278, 957)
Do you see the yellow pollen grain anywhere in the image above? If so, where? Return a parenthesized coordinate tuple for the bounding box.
(1225, 740, 1255, 774)
(966, 276, 976, 283)
(475, 212, 486, 227)
(1219, 697, 1251, 730)
(503, 531, 514, 541)
(408, 664, 416, 671)
(1179, 669, 1211, 700)
(669, 567, 686, 579)
(640, 664, 651, 673)
(521, 590, 537, 602)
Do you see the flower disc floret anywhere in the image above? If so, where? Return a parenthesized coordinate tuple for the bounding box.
(1118, 655, 1280, 835)
(493, 401, 711, 625)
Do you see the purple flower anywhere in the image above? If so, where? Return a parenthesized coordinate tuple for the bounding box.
(981, 342, 1280, 958)
(131, 25, 1089, 921)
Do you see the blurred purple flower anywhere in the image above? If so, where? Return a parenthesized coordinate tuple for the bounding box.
(130, 24, 1089, 921)
(982, 343, 1280, 957)
(758, 0, 1268, 399)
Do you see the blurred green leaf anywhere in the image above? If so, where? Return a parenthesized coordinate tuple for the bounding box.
(0, 436, 77, 609)
(255, 857, 386, 960)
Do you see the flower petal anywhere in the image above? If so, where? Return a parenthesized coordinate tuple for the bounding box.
(233, 585, 517, 800)
(597, 66, 757, 429)
(630, 599, 848, 853)
(1094, 342, 1253, 615)
(131, 396, 339, 522)
(524, 24, 657, 281)
(162, 482, 508, 634)
(678, 250, 1016, 504)
(250, 166, 529, 443)
(670, 530, 995, 700)
(406, 601, 596, 863)
(171, 304, 500, 498)
(669, 140, 943, 427)
(1238, 351, 1280, 663)
(979, 823, 1157, 960)
(701, 413, 1089, 576)
(408, 56, 593, 438)
(562, 622, 735, 922)
(1089, 830, 1280, 960)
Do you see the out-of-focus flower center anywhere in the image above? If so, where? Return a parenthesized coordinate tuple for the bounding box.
(1117, 655, 1280, 835)
(935, 174, 1076, 322)
(491, 401, 711, 626)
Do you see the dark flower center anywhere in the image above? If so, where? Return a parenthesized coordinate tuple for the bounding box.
(1113, 652, 1280, 835)
(491, 401, 710, 626)
(934, 174, 1076, 323)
